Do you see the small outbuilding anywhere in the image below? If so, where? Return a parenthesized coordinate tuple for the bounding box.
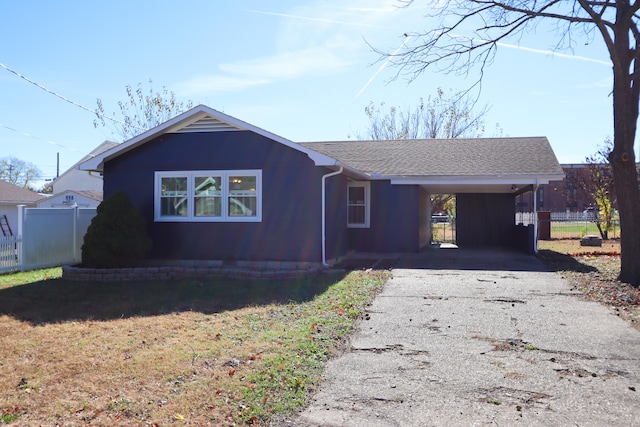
(80, 105, 564, 267)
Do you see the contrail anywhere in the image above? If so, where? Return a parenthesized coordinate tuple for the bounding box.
(495, 41, 609, 66)
(349, 35, 413, 104)
(448, 33, 609, 66)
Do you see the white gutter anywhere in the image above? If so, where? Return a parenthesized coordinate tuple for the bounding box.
(322, 167, 343, 267)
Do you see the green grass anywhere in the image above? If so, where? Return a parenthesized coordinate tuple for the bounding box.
(0, 267, 389, 425)
(0, 267, 61, 289)
(550, 221, 620, 239)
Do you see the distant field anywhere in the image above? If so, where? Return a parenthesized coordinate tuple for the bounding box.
(548, 221, 620, 239)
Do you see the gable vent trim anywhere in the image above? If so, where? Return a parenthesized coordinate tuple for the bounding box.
(171, 116, 244, 133)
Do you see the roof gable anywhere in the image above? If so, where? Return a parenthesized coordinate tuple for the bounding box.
(80, 105, 338, 172)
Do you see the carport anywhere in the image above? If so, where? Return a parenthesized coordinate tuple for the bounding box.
(303, 137, 565, 254)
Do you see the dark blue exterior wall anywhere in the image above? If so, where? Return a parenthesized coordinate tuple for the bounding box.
(456, 193, 517, 248)
(348, 181, 421, 252)
(103, 131, 346, 263)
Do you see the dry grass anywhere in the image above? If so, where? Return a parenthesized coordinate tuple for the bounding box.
(538, 238, 621, 255)
(0, 268, 388, 426)
(537, 239, 640, 333)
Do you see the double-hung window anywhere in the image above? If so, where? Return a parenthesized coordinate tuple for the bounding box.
(155, 170, 261, 222)
(347, 181, 370, 228)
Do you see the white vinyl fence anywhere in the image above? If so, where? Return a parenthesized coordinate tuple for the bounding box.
(0, 205, 96, 274)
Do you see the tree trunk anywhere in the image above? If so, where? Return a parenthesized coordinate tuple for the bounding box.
(610, 154, 640, 286)
(611, 15, 640, 286)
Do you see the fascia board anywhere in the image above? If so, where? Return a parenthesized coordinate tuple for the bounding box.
(388, 174, 566, 186)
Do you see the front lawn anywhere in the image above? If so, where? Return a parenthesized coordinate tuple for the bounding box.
(0, 267, 388, 426)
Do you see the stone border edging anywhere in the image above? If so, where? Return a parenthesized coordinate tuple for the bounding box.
(62, 264, 324, 282)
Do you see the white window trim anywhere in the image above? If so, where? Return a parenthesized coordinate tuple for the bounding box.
(347, 181, 370, 228)
(154, 170, 262, 222)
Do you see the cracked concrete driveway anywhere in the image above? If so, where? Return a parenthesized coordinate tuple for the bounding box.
(289, 249, 640, 426)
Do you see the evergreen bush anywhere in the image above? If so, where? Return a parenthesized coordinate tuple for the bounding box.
(82, 190, 152, 268)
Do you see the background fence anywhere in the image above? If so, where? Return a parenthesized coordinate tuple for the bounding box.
(516, 212, 620, 240)
(0, 205, 96, 274)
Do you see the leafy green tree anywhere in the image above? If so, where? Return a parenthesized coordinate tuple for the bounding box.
(381, 1, 640, 286)
(82, 190, 152, 268)
(581, 140, 617, 240)
(0, 156, 42, 189)
(94, 79, 194, 141)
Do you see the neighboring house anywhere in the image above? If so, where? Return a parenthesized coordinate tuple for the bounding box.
(518, 162, 640, 213)
(80, 105, 564, 266)
(52, 140, 118, 193)
(0, 179, 42, 236)
(36, 190, 103, 209)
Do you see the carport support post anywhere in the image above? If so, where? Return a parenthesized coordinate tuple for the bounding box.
(321, 166, 343, 266)
(533, 181, 539, 254)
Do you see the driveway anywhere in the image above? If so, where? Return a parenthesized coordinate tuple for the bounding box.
(288, 249, 640, 426)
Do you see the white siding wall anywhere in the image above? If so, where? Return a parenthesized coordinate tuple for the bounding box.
(36, 193, 100, 208)
(52, 170, 103, 193)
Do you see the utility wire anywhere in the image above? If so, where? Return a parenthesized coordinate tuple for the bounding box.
(0, 61, 145, 131)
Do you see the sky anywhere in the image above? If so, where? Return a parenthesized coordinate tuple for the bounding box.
(0, 0, 624, 189)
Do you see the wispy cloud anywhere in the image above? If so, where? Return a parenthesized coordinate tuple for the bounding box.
(176, 47, 354, 96)
(220, 48, 354, 79)
(175, 75, 270, 95)
(178, 1, 402, 97)
(246, 9, 393, 29)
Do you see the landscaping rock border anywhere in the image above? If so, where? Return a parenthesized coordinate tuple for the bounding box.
(62, 264, 324, 282)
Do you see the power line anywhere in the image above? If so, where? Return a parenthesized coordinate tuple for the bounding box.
(0, 61, 145, 131)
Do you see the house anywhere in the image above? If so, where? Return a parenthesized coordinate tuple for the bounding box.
(0, 179, 42, 236)
(80, 105, 564, 266)
(36, 141, 118, 211)
(52, 140, 118, 194)
(36, 190, 103, 209)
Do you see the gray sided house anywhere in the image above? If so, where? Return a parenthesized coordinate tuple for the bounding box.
(80, 105, 564, 267)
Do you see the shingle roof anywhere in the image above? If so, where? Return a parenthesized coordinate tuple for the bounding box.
(0, 179, 43, 203)
(300, 137, 564, 177)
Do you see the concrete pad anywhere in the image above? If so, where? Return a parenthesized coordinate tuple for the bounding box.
(285, 249, 640, 426)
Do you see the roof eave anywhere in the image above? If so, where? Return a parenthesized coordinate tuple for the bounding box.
(79, 105, 342, 172)
(387, 173, 566, 186)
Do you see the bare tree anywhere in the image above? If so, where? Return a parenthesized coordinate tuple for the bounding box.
(0, 157, 42, 190)
(357, 88, 490, 140)
(94, 80, 194, 141)
(355, 88, 494, 216)
(381, 1, 640, 285)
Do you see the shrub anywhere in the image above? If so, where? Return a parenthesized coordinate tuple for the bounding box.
(82, 190, 152, 268)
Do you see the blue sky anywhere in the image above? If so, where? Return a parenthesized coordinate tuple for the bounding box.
(0, 0, 621, 188)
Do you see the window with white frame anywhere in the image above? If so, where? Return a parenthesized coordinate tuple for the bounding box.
(347, 181, 370, 228)
(155, 170, 261, 222)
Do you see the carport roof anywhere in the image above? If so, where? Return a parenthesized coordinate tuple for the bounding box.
(301, 137, 565, 193)
(300, 137, 563, 177)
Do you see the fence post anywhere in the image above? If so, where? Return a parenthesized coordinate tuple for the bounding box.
(73, 205, 79, 263)
(17, 204, 25, 271)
